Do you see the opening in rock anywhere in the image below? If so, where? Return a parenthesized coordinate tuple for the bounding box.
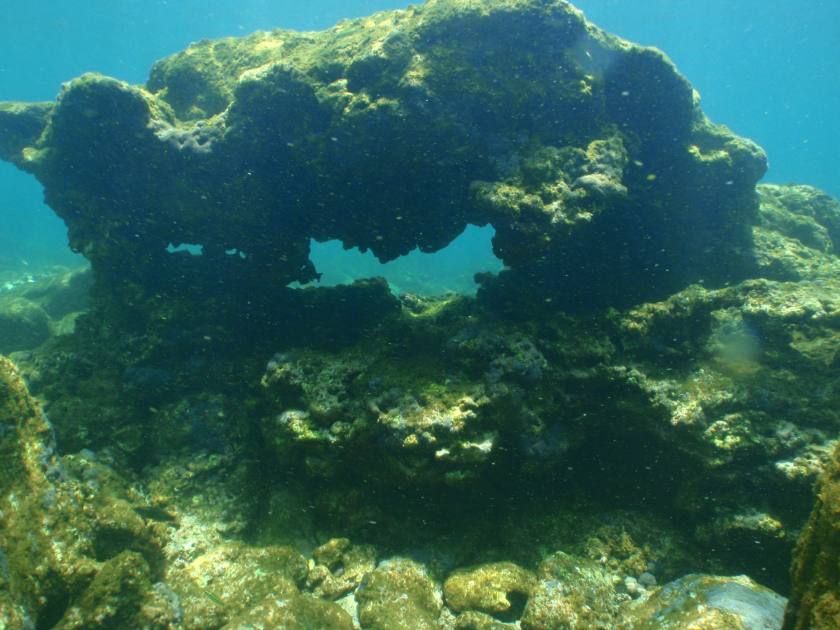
(0, 164, 84, 277)
(165, 242, 204, 256)
(495, 590, 529, 623)
(35, 587, 69, 630)
(295, 224, 504, 296)
(225, 248, 248, 259)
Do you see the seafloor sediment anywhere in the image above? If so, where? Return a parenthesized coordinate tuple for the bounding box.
(0, 0, 838, 628)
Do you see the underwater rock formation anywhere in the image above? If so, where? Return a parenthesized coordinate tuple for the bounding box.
(0, 296, 52, 353)
(783, 441, 840, 630)
(6, 180, 838, 605)
(621, 574, 786, 630)
(0, 356, 171, 628)
(2, 0, 840, 627)
(0, 267, 91, 353)
(0, 0, 765, 320)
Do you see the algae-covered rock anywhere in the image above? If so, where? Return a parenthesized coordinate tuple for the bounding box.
(521, 552, 620, 630)
(443, 561, 536, 621)
(783, 441, 840, 630)
(0, 356, 173, 629)
(259, 317, 552, 485)
(170, 541, 308, 629)
(8, 183, 838, 601)
(621, 574, 786, 630)
(612, 269, 840, 589)
(0, 296, 52, 353)
(308, 537, 377, 599)
(0, 3, 838, 626)
(0, 267, 91, 353)
(53, 551, 156, 630)
(356, 558, 442, 630)
(18, 266, 92, 320)
(0, 0, 766, 323)
(753, 184, 840, 281)
(758, 184, 840, 255)
(0, 100, 53, 164)
(453, 610, 515, 629)
(222, 593, 355, 630)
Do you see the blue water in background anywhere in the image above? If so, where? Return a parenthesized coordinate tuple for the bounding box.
(1, 0, 838, 291)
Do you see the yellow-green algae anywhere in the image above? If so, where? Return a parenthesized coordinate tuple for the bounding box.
(0, 356, 169, 628)
(443, 562, 537, 617)
(356, 558, 442, 630)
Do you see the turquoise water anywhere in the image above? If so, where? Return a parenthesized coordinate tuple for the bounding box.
(1, 0, 838, 289)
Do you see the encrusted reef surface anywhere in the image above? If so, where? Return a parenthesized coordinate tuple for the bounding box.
(3, 181, 838, 628)
(783, 441, 840, 630)
(0, 0, 766, 319)
(0, 0, 837, 628)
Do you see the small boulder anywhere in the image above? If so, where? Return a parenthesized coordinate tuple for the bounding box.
(522, 552, 620, 630)
(356, 558, 442, 630)
(444, 561, 536, 622)
(621, 574, 786, 630)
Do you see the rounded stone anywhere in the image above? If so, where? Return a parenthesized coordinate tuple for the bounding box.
(0, 297, 52, 353)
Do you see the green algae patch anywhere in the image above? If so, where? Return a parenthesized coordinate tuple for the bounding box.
(308, 538, 377, 599)
(170, 541, 308, 629)
(10, 176, 840, 600)
(453, 611, 515, 629)
(0, 100, 53, 165)
(521, 552, 620, 629)
(0, 297, 53, 353)
(0, 357, 173, 628)
(356, 558, 443, 629)
(52, 551, 154, 630)
(783, 441, 840, 630)
(0, 0, 768, 319)
(2, 1, 839, 625)
(221, 593, 355, 630)
(443, 562, 536, 620)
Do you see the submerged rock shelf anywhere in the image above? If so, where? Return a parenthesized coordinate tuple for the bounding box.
(0, 1, 837, 628)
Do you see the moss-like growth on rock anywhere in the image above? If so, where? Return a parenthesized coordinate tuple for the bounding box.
(2, 2, 839, 626)
(0, 357, 172, 628)
(783, 442, 840, 630)
(53, 551, 155, 630)
(169, 542, 308, 629)
(0, 100, 53, 165)
(444, 561, 536, 620)
(308, 538, 377, 599)
(0, 296, 52, 353)
(222, 593, 355, 630)
(521, 552, 619, 629)
(0, 0, 766, 323)
(356, 558, 442, 629)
